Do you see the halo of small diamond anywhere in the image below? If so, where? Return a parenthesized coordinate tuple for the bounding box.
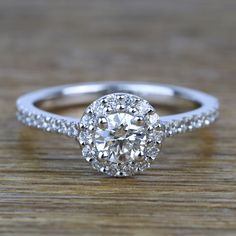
(78, 93, 164, 177)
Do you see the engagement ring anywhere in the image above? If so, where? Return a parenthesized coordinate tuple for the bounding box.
(16, 82, 219, 177)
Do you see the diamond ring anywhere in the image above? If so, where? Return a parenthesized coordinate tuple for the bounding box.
(16, 82, 219, 177)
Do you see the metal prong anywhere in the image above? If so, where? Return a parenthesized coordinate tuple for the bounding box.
(100, 167, 108, 173)
(147, 108, 155, 115)
(116, 171, 124, 177)
(132, 116, 144, 126)
(80, 123, 86, 130)
(98, 151, 109, 161)
(117, 104, 125, 111)
(79, 141, 86, 147)
(101, 98, 108, 104)
(117, 94, 125, 100)
(129, 107, 137, 114)
(155, 140, 162, 146)
(104, 106, 112, 113)
(155, 123, 162, 129)
(136, 150, 145, 160)
(148, 155, 155, 161)
(147, 138, 153, 144)
(86, 157, 94, 162)
(88, 125, 95, 131)
(86, 108, 93, 115)
(98, 117, 108, 129)
(88, 140, 94, 145)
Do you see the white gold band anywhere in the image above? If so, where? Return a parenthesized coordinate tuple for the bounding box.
(16, 82, 219, 138)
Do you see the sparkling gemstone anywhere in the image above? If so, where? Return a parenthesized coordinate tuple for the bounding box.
(94, 113, 147, 164)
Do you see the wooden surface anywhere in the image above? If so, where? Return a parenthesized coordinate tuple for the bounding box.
(0, 1, 236, 235)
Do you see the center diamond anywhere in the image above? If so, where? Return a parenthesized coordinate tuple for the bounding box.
(94, 113, 147, 164)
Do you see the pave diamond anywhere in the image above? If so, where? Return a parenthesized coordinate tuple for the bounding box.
(79, 93, 164, 177)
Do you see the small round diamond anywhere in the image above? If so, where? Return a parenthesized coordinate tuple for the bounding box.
(79, 93, 164, 176)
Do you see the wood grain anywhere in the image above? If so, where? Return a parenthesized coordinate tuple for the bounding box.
(0, 1, 236, 235)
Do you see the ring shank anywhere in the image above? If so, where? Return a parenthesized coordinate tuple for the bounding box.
(16, 82, 219, 138)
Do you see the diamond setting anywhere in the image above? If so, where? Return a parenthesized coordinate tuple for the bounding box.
(78, 93, 164, 177)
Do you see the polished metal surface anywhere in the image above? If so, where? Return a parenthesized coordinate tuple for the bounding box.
(16, 81, 219, 125)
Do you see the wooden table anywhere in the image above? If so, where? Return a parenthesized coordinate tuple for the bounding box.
(0, 1, 235, 235)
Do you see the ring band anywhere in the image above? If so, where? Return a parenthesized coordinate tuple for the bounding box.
(16, 82, 219, 177)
